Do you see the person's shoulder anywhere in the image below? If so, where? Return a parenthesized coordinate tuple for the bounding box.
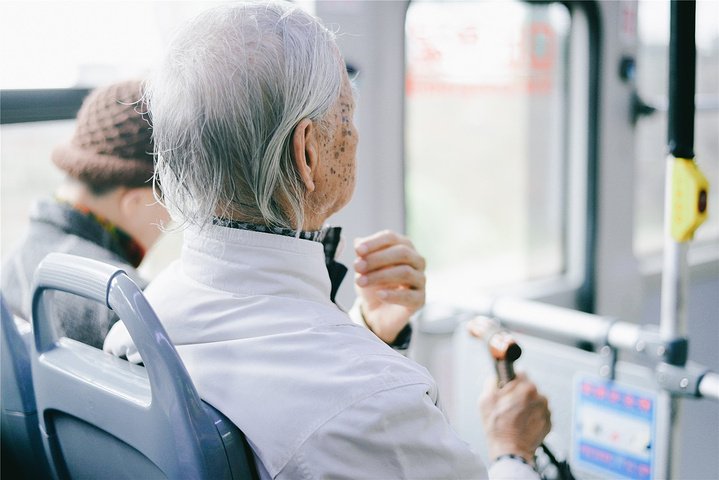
(316, 317, 436, 391)
(143, 260, 183, 296)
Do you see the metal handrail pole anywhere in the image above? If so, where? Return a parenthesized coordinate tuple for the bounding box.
(656, 2, 697, 478)
(605, 321, 643, 352)
(699, 372, 719, 401)
(490, 296, 660, 354)
(490, 296, 614, 349)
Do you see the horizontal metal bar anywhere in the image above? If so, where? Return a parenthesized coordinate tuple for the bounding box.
(487, 297, 717, 401)
(490, 297, 614, 349)
(606, 321, 642, 351)
(699, 372, 719, 401)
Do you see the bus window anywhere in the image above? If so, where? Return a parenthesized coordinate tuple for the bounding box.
(0, 2, 236, 90)
(634, 0, 719, 257)
(0, 1, 238, 274)
(404, 0, 571, 299)
(0, 122, 72, 254)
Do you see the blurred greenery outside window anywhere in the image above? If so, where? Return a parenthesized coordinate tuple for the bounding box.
(404, 0, 571, 300)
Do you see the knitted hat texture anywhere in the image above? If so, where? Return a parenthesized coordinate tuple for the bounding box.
(51, 80, 154, 190)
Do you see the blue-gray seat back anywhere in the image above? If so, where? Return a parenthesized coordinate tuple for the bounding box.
(1, 290, 53, 479)
(30, 253, 257, 480)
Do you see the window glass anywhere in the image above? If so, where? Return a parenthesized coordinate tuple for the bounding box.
(0, 1, 233, 89)
(634, 0, 719, 256)
(0, 1, 266, 273)
(1, 121, 72, 256)
(405, 0, 571, 299)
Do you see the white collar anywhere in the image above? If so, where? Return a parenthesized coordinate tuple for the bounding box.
(180, 224, 334, 307)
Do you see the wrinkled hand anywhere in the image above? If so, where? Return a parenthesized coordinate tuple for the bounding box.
(353, 230, 426, 344)
(479, 372, 551, 466)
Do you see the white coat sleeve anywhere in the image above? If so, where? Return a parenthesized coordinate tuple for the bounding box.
(276, 382, 538, 480)
(103, 320, 143, 364)
(348, 297, 413, 354)
(348, 296, 366, 326)
(488, 457, 541, 479)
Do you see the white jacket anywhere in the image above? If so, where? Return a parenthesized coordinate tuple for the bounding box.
(106, 224, 537, 480)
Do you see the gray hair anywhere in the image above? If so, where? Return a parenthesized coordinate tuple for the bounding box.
(145, 1, 344, 230)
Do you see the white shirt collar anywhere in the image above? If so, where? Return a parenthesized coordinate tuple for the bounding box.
(181, 224, 334, 306)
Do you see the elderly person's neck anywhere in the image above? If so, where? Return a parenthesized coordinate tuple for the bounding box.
(55, 178, 163, 250)
(219, 204, 326, 233)
(55, 179, 126, 222)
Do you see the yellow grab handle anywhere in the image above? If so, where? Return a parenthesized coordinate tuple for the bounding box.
(669, 157, 709, 242)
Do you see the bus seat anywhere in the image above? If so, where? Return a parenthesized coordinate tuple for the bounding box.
(1, 290, 53, 479)
(29, 253, 258, 480)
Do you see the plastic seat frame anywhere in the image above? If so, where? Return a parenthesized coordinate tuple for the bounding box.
(30, 252, 258, 480)
(1, 291, 53, 479)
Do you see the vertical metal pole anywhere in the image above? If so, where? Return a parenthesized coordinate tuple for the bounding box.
(658, 1, 696, 478)
(666, 1, 696, 162)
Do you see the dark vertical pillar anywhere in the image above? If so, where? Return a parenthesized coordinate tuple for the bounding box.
(668, 0, 696, 159)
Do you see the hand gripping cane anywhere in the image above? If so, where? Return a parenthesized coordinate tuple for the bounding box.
(468, 316, 577, 480)
(467, 316, 522, 387)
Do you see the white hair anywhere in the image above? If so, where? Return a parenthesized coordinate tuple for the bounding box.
(145, 1, 344, 230)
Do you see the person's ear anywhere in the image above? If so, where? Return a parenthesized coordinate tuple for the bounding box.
(118, 187, 148, 218)
(116, 187, 167, 251)
(292, 118, 319, 192)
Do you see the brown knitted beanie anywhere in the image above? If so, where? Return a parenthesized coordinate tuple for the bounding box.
(51, 79, 154, 191)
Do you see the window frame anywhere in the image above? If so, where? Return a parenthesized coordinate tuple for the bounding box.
(1, 89, 91, 125)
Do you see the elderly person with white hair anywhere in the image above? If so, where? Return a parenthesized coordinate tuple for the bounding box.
(104, 2, 550, 479)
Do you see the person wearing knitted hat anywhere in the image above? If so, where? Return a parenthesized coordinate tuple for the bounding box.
(0, 79, 170, 349)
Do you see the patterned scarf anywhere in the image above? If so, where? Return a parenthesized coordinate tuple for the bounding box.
(56, 197, 146, 268)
